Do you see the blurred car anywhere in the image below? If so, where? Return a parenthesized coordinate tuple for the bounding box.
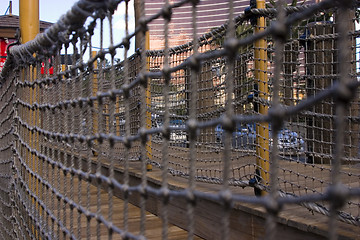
(215, 123, 305, 155)
(153, 119, 188, 146)
(170, 126, 187, 142)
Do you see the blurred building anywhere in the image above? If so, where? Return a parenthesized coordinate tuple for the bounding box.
(0, 11, 52, 72)
(145, 0, 245, 49)
(136, 0, 315, 50)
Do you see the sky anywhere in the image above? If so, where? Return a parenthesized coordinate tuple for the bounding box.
(1, 1, 359, 68)
(1, 0, 136, 58)
(2, 0, 81, 23)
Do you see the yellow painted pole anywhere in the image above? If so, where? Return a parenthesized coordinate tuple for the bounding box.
(20, 0, 39, 43)
(145, 31, 152, 171)
(254, 0, 270, 195)
(20, 0, 40, 236)
(92, 51, 99, 156)
(115, 97, 120, 136)
(105, 104, 109, 134)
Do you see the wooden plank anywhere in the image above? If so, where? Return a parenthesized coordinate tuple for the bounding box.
(48, 172, 202, 240)
(45, 145, 360, 239)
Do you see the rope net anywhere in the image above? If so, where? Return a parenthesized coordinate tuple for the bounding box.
(0, 0, 359, 239)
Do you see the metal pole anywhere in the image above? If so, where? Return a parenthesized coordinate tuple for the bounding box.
(145, 31, 153, 171)
(254, 0, 270, 195)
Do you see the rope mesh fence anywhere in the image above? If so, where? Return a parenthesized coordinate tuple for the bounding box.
(0, 0, 360, 239)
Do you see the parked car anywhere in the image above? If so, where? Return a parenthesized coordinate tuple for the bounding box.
(153, 119, 188, 146)
(169, 126, 187, 142)
(215, 123, 305, 155)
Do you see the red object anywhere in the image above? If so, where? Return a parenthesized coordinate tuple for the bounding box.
(0, 58, 6, 72)
(0, 38, 54, 75)
(0, 38, 16, 72)
(41, 60, 54, 75)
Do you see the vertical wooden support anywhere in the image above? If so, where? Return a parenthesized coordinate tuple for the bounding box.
(20, 0, 39, 43)
(20, 0, 40, 236)
(115, 97, 120, 136)
(105, 104, 109, 134)
(145, 31, 153, 171)
(254, 0, 270, 195)
(92, 51, 99, 156)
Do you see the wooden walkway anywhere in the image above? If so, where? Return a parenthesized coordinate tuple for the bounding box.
(49, 173, 203, 240)
(48, 145, 360, 239)
(125, 159, 360, 239)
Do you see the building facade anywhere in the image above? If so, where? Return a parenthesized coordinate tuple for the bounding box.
(0, 14, 52, 72)
(143, 0, 315, 49)
(145, 0, 247, 49)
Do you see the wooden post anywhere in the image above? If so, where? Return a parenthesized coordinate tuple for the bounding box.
(254, 0, 270, 195)
(92, 51, 99, 156)
(134, 0, 142, 50)
(20, 0, 40, 236)
(20, 0, 39, 43)
(145, 31, 152, 171)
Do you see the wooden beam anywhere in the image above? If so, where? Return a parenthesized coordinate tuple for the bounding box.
(0, 29, 16, 38)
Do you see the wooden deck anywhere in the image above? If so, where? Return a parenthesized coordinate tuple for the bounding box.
(48, 173, 203, 240)
(46, 144, 360, 239)
(122, 160, 360, 240)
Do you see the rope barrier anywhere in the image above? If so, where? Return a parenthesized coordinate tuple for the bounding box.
(0, 0, 360, 239)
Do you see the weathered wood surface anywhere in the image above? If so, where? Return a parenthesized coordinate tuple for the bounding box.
(45, 144, 360, 239)
(47, 173, 202, 239)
